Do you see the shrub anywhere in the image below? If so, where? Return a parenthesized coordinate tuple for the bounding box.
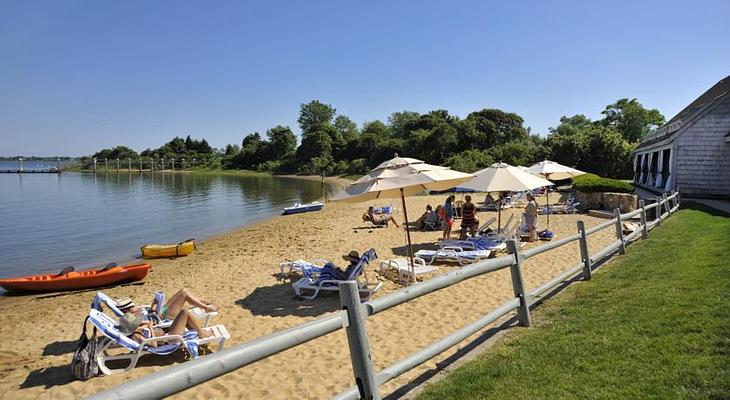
(573, 173, 634, 193)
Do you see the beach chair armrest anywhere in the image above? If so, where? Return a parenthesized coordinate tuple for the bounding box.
(442, 246, 464, 252)
(140, 334, 185, 348)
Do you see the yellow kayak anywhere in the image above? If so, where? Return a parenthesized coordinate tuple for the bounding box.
(141, 239, 196, 259)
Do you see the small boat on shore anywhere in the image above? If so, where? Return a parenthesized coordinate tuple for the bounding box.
(0, 263, 151, 293)
(141, 239, 196, 259)
(282, 201, 325, 215)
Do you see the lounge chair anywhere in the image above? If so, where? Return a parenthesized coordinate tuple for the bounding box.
(478, 217, 497, 234)
(454, 217, 497, 238)
(510, 191, 529, 207)
(477, 196, 513, 211)
(421, 213, 442, 231)
(279, 258, 329, 278)
(88, 309, 229, 375)
(541, 197, 580, 214)
(414, 247, 492, 265)
(378, 257, 437, 281)
(91, 291, 217, 328)
(441, 214, 515, 252)
(437, 235, 507, 253)
(291, 248, 382, 300)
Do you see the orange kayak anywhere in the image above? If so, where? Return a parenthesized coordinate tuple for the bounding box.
(0, 263, 151, 294)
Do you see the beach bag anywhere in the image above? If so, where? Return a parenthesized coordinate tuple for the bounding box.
(71, 316, 100, 381)
(538, 229, 554, 240)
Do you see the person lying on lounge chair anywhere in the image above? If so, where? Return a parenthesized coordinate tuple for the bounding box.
(119, 308, 211, 347)
(118, 288, 218, 322)
(321, 250, 362, 280)
(365, 206, 400, 227)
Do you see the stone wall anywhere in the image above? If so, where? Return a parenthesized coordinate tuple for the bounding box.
(575, 191, 638, 213)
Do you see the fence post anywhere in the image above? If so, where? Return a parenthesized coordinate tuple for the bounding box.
(339, 281, 379, 400)
(506, 240, 531, 327)
(639, 200, 648, 239)
(577, 221, 592, 280)
(614, 208, 625, 254)
(655, 196, 661, 226)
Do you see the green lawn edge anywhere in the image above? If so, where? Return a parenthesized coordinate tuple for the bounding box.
(417, 206, 730, 400)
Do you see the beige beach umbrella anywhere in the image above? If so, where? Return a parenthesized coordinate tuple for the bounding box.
(332, 154, 472, 282)
(458, 162, 554, 231)
(526, 160, 586, 228)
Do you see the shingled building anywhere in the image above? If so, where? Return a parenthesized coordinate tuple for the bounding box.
(633, 75, 730, 198)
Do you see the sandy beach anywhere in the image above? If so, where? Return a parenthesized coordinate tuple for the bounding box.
(0, 193, 617, 399)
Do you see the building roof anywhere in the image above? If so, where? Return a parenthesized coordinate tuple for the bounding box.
(636, 75, 730, 151)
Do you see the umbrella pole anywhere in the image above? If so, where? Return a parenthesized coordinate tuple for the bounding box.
(498, 205, 502, 233)
(400, 188, 416, 284)
(546, 190, 550, 230)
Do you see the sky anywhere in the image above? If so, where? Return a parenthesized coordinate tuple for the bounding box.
(0, 0, 728, 157)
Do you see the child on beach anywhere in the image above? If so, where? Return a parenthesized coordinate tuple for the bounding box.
(442, 195, 455, 240)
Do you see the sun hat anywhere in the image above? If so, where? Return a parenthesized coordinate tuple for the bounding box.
(342, 250, 360, 263)
(117, 312, 143, 336)
(115, 297, 135, 311)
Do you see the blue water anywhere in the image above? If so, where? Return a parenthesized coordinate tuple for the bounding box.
(0, 162, 332, 280)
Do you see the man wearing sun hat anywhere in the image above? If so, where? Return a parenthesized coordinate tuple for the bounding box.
(321, 250, 361, 280)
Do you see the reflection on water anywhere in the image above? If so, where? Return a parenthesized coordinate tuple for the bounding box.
(0, 171, 334, 279)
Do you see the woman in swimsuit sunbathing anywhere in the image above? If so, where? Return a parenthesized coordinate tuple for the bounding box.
(123, 308, 212, 346)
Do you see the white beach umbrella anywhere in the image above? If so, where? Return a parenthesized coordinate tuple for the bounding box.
(332, 154, 472, 282)
(526, 160, 586, 228)
(526, 160, 586, 181)
(459, 162, 554, 231)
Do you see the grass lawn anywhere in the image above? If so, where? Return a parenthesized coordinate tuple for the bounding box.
(418, 206, 730, 399)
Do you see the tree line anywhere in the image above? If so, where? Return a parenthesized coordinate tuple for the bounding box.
(89, 98, 664, 179)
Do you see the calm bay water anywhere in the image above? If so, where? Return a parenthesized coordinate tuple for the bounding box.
(0, 162, 330, 280)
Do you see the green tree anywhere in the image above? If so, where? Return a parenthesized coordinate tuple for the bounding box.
(465, 109, 529, 148)
(388, 111, 421, 139)
(298, 100, 336, 137)
(93, 146, 139, 160)
(545, 115, 593, 168)
(334, 115, 359, 143)
(579, 126, 636, 178)
(167, 137, 187, 154)
(297, 130, 333, 165)
(444, 149, 495, 173)
(489, 140, 540, 167)
(265, 125, 297, 159)
(224, 144, 240, 156)
(232, 132, 264, 169)
(197, 138, 213, 154)
(599, 98, 665, 143)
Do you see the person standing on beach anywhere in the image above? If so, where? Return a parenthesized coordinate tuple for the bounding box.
(442, 195, 455, 240)
(525, 193, 539, 242)
(459, 195, 478, 239)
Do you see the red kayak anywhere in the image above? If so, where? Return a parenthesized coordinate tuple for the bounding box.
(0, 263, 151, 293)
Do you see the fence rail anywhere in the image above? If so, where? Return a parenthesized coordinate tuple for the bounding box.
(87, 191, 680, 400)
